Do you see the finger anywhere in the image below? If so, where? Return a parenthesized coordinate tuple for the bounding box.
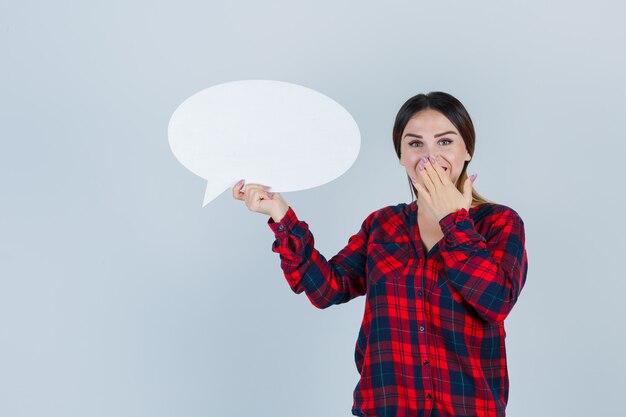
(242, 183, 272, 193)
(245, 188, 272, 209)
(413, 180, 432, 203)
(429, 157, 452, 185)
(417, 161, 436, 193)
(244, 187, 262, 203)
(240, 183, 270, 200)
(422, 157, 443, 189)
(232, 179, 245, 200)
(463, 176, 475, 204)
(244, 188, 260, 209)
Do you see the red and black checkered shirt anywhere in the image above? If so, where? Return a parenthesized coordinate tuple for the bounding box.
(267, 201, 528, 417)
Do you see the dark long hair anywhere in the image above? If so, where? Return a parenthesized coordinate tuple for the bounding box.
(392, 91, 492, 205)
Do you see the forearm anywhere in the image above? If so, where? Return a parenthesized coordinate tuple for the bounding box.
(438, 208, 528, 323)
(268, 206, 368, 308)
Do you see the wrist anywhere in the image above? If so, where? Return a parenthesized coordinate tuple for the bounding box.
(437, 208, 460, 223)
(270, 205, 289, 223)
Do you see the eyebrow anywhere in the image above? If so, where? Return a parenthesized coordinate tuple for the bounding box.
(403, 131, 458, 140)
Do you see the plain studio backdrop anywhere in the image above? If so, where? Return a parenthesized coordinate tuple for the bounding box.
(1, 1, 624, 416)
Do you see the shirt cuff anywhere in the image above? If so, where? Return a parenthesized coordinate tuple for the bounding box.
(438, 208, 482, 247)
(267, 206, 298, 234)
(439, 208, 469, 234)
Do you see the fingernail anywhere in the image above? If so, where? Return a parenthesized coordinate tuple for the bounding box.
(263, 185, 271, 190)
(418, 164, 424, 171)
(428, 156, 435, 163)
(267, 192, 274, 198)
(421, 156, 428, 163)
(411, 177, 416, 184)
(237, 179, 244, 185)
(470, 173, 477, 182)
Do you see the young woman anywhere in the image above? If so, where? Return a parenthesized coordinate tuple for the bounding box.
(233, 91, 528, 417)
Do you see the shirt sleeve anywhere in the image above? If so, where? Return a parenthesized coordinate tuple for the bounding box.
(267, 206, 371, 309)
(437, 207, 528, 323)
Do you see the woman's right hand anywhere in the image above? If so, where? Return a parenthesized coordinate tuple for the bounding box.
(232, 180, 290, 222)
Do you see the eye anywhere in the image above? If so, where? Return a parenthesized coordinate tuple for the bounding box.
(409, 139, 452, 147)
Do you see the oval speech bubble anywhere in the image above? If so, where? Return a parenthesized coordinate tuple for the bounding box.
(168, 80, 361, 207)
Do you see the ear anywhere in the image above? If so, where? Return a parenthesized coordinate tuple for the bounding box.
(465, 150, 472, 162)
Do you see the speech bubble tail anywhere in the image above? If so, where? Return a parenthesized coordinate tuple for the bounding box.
(202, 182, 225, 207)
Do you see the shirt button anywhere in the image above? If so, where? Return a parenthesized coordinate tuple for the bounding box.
(278, 224, 285, 231)
(419, 326, 425, 332)
(426, 393, 432, 399)
(423, 360, 429, 366)
(417, 290, 423, 297)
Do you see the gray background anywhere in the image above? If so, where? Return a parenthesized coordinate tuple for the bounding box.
(1, 1, 625, 416)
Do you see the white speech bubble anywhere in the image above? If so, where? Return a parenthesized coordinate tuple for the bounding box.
(168, 80, 361, 207)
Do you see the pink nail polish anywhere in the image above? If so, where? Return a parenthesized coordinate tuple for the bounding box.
(418, 164, 424, 171)
(428, 156, 435, 163)
(470, 173, 477, 182)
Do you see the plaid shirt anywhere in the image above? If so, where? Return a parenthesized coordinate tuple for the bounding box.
(267, 201, 528, 417)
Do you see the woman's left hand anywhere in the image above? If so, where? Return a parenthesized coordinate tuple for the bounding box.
(412, 156, 477, 222)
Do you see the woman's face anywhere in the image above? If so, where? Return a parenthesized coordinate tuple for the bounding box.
(399, 109, 472, 189)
